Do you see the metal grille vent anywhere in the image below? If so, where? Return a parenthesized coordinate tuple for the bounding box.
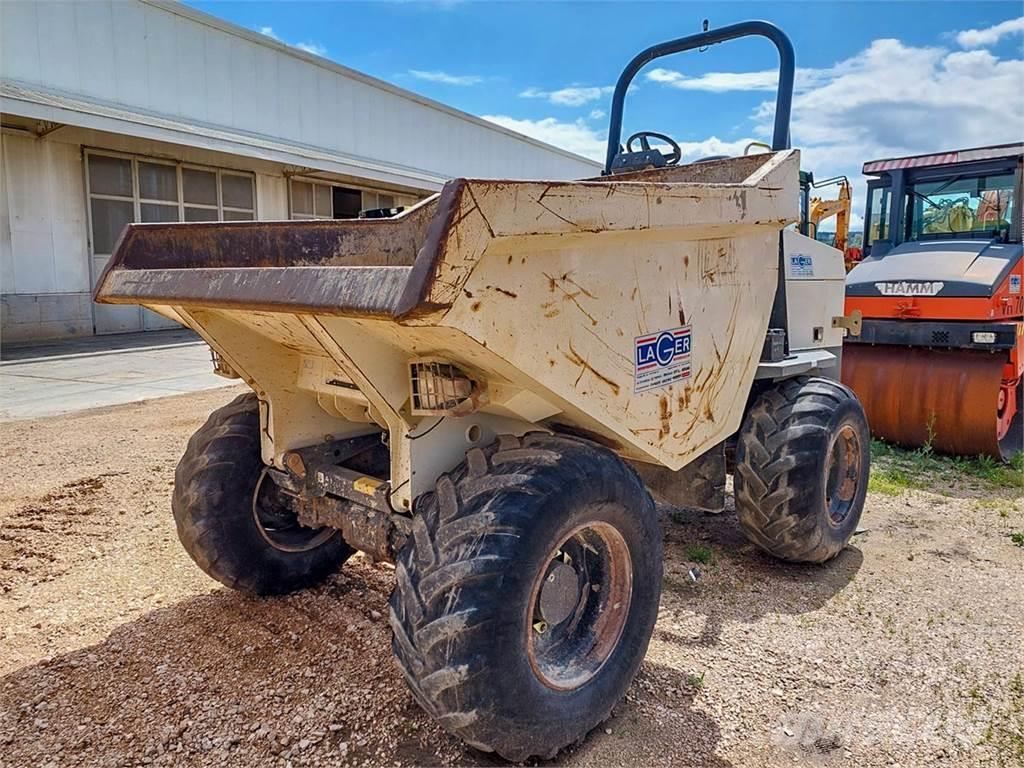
(931, 331, 950, 345)
(410, 361, 474, 414)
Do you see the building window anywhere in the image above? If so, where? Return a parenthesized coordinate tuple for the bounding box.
(289, 179, 418, 220)
(87, 155, 135, 255)
(85, 151, 257, 334)
(291, 179, 329, 219)
(291, 179, 363, 220)
(86, 151, 255, 244)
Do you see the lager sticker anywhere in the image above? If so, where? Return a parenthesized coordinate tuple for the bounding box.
(1010, 275, 1021, 294)
(789, 254, 814, 277)
(634, 326, 692, 393)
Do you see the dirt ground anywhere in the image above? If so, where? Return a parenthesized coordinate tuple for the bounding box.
(1, 386, 1022, 768)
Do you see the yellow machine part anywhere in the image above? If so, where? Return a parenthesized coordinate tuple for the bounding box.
(808, 179, 851, 252)
(842, 345, 1007, 458)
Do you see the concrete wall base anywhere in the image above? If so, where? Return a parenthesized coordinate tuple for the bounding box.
(1, 292, 94, 343)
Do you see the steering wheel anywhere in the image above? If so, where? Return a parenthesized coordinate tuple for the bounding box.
(625, 131, 682, 165)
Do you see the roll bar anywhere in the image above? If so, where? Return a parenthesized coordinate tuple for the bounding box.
(603, 20, 795, 174)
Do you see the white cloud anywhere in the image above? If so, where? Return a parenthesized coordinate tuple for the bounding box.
(646, 67, 779, 92)
(481, 116, 607, 161)
(481, 115, 762, 166)
(520, 85, 614, 107)
(773, 40, 1024, 156)
(409, 69, 483, 86)
(956, 16, 1024, 48)
(256, 26, 328, 58)
(295, 42, 328, 57)
(645, 65, 838, 93)
(749, 37, 1024, 231)
(589, 108, 606, 120)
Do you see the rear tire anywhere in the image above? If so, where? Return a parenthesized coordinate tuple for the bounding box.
(172, 392, 353, 595)
(388, 433, 662, 761)
(735, 376, 869, 563)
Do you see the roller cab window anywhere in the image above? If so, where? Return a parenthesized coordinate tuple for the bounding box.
(905, 172, 1018, 242)
(863, 183, 891, 254)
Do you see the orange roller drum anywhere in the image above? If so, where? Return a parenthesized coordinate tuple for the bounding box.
(842, 345, 1014, 458)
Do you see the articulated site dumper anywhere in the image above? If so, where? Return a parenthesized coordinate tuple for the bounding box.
(95, 22, 869, 761)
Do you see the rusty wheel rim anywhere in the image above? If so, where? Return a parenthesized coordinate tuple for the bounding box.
(252, 468, 336, 553)
(526, 517, 633, 691)
(825, 423, 862, 526)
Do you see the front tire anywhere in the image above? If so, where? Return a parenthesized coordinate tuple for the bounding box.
(388, 433, 662, 761)
(735, 377, 869, 563)
(172, 392, 353, 595)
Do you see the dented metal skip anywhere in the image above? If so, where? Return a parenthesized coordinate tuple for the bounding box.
(95, 149, 800, 509)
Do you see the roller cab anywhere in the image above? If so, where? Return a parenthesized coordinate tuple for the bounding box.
(844, 142, 1024, 459)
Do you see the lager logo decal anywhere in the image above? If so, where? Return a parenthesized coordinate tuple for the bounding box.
(789, 254, 814, 277)
(874, 281, 944, 297)
(634, 326, 692, 393)
(1010, 275, 1021, 294)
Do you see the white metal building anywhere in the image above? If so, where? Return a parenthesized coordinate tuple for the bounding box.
(0, 0, 599, 342)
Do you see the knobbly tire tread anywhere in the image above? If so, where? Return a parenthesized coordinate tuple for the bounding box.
(734, 376, 869, 563)
(172, 392, 352, 595)
(389, 433, 662, 762)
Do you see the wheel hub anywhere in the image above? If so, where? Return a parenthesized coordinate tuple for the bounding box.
(538, 560, 580, 627)
(825, 423, 862, 526)
(526, 518, 633, 691)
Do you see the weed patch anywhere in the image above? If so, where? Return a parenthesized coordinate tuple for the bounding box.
(869, 439, 1024, 494)
(685, 545, 714, 564)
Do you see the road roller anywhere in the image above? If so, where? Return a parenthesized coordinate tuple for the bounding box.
(844, 143, 1023, 460)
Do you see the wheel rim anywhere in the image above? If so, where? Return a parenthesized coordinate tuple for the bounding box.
(824, 423, 862, 526)
(526, 517, 633, 691)
(252, 468, 336, 553)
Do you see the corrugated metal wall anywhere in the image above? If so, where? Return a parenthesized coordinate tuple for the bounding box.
(0, 133, 93, 340)
(0, 0, 597, 183)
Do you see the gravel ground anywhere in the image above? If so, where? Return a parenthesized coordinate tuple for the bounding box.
(1, 386, 1021, 768)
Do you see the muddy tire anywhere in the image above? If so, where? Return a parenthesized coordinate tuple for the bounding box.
(388, 433, 662, 762)
(735, 376, 869, 563)
(172, 392, 353, 595)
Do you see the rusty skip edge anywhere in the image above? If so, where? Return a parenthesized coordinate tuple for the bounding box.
(93, 153, 793, 321)
(92, 180, 465, 321)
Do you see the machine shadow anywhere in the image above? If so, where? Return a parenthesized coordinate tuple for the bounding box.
(0, 567, 452, 767)
(0, 560, 732, 767)
(656, 504, 864, 648)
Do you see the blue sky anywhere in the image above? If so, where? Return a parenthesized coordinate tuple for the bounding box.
(187, 1, 1024, 227)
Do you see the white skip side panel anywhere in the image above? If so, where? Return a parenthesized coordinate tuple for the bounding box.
(782, 230, 847, 352)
